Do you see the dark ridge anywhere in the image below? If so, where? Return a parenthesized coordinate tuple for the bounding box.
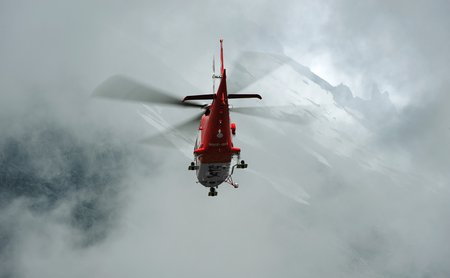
(0, 122, 132, 248)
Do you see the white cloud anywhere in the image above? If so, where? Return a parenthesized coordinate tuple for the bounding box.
(1, 1, 449, 277)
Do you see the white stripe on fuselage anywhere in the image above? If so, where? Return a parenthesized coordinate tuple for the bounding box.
(196, 162, 230, 187)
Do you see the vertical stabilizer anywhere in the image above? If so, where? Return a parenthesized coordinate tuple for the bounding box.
(220, 39, 224, 75)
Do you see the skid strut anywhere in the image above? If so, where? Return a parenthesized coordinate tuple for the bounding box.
(224, 160, 248, 188)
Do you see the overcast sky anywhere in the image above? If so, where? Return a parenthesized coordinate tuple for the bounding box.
(1, 1, 449, 277)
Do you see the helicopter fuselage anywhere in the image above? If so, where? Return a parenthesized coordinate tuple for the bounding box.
(193, 69, 240, 188)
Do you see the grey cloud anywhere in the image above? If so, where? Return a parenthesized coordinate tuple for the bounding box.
(319, 1, 450, 98)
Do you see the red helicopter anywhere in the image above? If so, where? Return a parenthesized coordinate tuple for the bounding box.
(185, 40, 261, 196)
(95, 40, 267, 196)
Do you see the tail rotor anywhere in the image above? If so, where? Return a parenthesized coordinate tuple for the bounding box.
(212, 55, 216, 94)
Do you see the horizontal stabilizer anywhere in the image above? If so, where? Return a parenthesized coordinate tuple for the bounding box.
(183, 94, 216, 102)
(228, 94, 262, 100)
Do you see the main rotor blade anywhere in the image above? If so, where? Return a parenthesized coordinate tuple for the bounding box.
(229, 51, 334, 94)
(93, 75, 204, 108)
(228, 52, 291, 93)
(140, 112, 203, 147)
(231, 106, 312, 125)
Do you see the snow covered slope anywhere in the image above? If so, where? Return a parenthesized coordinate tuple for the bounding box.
(139, 52, 403, 205)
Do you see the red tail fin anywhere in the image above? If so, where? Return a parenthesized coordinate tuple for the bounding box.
(220, 39, 224, 75)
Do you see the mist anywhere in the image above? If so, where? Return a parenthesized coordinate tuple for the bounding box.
(1, 1, 449, 277)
